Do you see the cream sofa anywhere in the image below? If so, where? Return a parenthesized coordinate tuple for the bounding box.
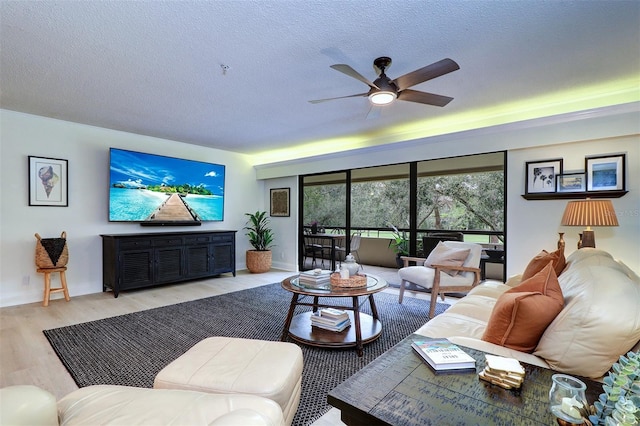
(413, 248, 640, 380)
(0, 385, 285, 426)
(1, 337, 303, 426)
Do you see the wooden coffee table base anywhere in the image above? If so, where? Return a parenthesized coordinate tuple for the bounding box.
(280, 274, 388, 357)
(287, 311, 382, 349)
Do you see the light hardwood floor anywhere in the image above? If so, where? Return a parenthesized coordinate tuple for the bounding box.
(0, 265, 449, 426)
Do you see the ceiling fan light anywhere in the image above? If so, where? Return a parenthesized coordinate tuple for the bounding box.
(369, 91, 396, 105)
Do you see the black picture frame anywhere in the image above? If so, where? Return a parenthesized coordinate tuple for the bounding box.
(28, 155, 68, 206)
(586, 154, 625, 192)
(556, 173, 586, 193)
(525, 159, 563, 194)
(270, 187, 290, 217)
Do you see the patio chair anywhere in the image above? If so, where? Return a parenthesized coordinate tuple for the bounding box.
(303, 236, 325, 269)
(398, 241, 482, 318)
(335, 233, 363, 270)
(422, 231, 464, 257)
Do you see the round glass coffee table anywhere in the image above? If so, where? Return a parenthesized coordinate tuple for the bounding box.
(280, 274, 388, 357)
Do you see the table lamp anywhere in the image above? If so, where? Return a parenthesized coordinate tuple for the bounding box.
(560, 199, 618, 248)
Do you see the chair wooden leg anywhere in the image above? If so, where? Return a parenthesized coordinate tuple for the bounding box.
(398, 280, 406, 304)
(429, 291, 439, 319)
(39, 267, 70, 306)
(429, 274, 441, 319)
(42, 272, 51, 307)
(60, 270, 70, 302)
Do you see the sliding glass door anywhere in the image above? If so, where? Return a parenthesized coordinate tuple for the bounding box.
(299, 151, 506, 277)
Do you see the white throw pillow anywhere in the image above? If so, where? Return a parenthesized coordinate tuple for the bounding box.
(424, 242, 470, 277)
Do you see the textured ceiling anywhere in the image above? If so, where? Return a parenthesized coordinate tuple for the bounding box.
(1, 1, 639, 161)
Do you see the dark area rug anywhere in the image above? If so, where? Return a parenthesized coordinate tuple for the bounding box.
(388, 281, 469, 299)
(44, 283, 448, 426)
(388, 281, 429, 292)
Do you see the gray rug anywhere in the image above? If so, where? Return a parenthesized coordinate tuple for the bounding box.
(388, 281, 469, 298)
(43, 283, 448, 426)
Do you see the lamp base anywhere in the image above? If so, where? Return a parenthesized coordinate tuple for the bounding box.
(581, 230, 595, 248)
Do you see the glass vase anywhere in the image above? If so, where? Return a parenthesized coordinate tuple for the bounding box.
(550, 374, 587, 424)
(558, 232, 565, 251)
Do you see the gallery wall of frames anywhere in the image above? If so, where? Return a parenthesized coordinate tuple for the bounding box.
(522, 153, 627, 200)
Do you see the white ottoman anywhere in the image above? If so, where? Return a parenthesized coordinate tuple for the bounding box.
(154, 337, 303, 426)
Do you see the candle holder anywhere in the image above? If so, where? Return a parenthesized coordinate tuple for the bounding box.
(550, 374, 587, 425)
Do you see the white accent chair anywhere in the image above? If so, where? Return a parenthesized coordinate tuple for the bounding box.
(398, 241, 482, 318)
(336, 232, 363, 268)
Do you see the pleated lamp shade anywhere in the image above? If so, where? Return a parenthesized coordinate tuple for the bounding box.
(561, 199, 618, 248)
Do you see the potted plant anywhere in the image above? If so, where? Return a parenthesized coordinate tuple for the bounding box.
(388, 224, 409, 268)
(244, 211, 274, 273)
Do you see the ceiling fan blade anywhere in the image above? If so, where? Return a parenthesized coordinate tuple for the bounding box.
(308, 92, 368, 104)
(397, 89, 454, 107)
(393, 58, 459, 91)
(330, 64, 379, 89)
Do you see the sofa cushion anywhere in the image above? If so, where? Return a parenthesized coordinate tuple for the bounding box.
(57, 385, 285, 426)
(521, 248, 566, 280)
(534, 249, 640, 379)
(0, 385, 58, 426)
(415, 281, 511, 340)
(481, 262, 564, 352)
(154, 337, 302, 426)
(424, 241, 470, 277)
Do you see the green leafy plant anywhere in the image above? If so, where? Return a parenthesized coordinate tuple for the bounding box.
(244, 211, 274, 251)
(588, 351, 640, 425)
(388, 224, 409, 256)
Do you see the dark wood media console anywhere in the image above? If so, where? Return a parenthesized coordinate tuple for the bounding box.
(101, 230, 236, 297)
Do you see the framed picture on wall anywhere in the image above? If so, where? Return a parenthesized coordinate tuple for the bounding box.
(525, 158, 563, 194)
(28, 156, 68, 206)
(270, 187, 290, 217)
(557, 173, 586, 193)
(586, 154, 625, 191)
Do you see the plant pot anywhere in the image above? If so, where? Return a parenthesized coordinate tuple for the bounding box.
(396, 254, 404, 269)
(246, 250, 272, 273)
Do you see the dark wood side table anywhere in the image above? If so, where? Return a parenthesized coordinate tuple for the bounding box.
(328, 334, 602, 425)
(280, 274, 387, 356)
(480, 254, 505, 280)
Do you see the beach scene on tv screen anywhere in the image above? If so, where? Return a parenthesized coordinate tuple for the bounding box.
(109, 149, 225, 222)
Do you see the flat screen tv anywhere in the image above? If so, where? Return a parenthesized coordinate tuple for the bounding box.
(109, 148, 225, 225)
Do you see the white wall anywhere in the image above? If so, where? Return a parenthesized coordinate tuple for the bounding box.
(258, 105, 640, 277)
(2, 105, 639, 307)
(263, 177, 298, 272)
(0, 110, 263, 307)
(507, 137, 640, 274)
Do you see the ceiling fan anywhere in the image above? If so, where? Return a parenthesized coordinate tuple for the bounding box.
(309, 56, 459, 107)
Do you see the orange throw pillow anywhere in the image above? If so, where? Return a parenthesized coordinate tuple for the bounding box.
(482, 262, 564, 353)
(521, 248, 566, 281)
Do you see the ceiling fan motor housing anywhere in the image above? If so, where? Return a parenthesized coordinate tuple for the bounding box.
(373, 56, 392, 74)
(369, 75, 398, 96)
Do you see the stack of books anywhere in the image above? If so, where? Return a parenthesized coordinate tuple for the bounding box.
(298, 269, 332, 286)
(478, 354, 526, 389)
(310, 308, 351, 332)
(411, 338, 477, 373)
